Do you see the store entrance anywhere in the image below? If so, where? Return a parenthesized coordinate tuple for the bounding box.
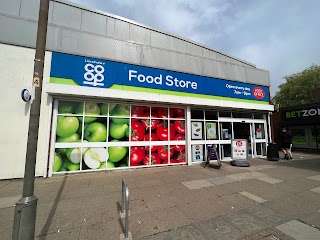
(233, 122, 253, 157)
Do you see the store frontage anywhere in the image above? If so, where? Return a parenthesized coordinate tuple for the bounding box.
(47, 52, 272, 176)
(272, 104, 320, 151)
(0, 0, 274, 179)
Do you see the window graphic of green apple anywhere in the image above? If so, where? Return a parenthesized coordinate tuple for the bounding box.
(100, 103, 109, 115)
(66, 148, 82, 164)
(65, 160, 80, 171)
(58, 101, 77, 114)
(110, 104, 130, 124)
(109, 122, 129, 139)
(84, 122, 107, 142)
(75, 102, 100, 123)
(108, 141, 128, 163)
(56, 133, 80, 142)
(83, 148, 108, 169)
(53, 153, 63, 172)
(56, 116, 79, 137)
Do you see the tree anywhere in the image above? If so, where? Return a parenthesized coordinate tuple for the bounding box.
(272, 64, 320, 107)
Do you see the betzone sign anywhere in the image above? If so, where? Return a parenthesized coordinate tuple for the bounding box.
(285, 108, 320, 119)
(50, 52, 269, 102)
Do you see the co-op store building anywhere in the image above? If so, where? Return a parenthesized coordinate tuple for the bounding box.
(0, 0, 274, 179)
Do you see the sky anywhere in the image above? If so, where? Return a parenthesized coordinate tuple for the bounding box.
(69, 0, 320, 97)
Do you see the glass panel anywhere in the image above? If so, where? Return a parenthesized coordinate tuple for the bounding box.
(191, 121, 204, 140)
(221, 122, 232, 140)
(192, 144, 204, 162)
(84, 117, 108, 142)
(291, 129, 307, 145)
(129, 146, 145, 166)
(58, 100, 80, 114)
(232, 111, 252, 118)
(254, 123, 265, 139)
(205, 122, 218, 140)
(56, 115, 82, 143)
(82, 147, 107, 170)
(169, 146, 184, 164)
(108, 118, 129, 142)
(108, 145, 129, 166)
(205, 111, 218, 120)
(191, 109, 204, 119)
(152, 107, 169, 118)
(99, 102, 109, 116)
(131, 105, 150, 118)
(128, 119, 146, 141)
(109, 104, 130, 117)
(253, 113, 265, 119)
(54, 148, 81, 172)
(221, 144, 231, 158)
(219, 111, 231, 117)
(169, 108, 185, 119)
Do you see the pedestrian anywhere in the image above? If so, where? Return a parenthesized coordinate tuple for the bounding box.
(280, 128, 293, 160)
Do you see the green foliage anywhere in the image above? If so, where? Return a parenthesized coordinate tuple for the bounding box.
(272, 65, 320, 107)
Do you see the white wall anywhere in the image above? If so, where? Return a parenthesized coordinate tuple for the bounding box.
(0, 43, 51, 179)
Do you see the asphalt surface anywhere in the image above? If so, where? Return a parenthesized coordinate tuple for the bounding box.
(1, 151, 320, 240)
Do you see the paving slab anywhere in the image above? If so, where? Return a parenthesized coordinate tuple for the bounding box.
(257, 176, 283, 184)
(181, 179, 213, 189)
(206, 176, 237, 185)
(240, 191, 268, 203)
(276, 220, 320, 240)
(151, 206, 191, 232)
(222, 209, 270, 236)
(307, 175, 320, 181)
(244, 205, 289, 227)
(194, 216, 246, 240)
(0, 195, 20, 208)
(310, 187, 320, 193)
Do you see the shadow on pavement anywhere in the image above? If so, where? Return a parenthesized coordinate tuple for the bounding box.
(37, 176, 67, 239)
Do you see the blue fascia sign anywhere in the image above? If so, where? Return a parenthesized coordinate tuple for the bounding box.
(50, 52, 269, 102)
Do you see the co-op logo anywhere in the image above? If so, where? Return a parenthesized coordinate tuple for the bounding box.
(83, 60, 105, 87)
(252, 87, 265, 99)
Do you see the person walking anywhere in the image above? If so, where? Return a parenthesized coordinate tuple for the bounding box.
(280, 128, 293, 160)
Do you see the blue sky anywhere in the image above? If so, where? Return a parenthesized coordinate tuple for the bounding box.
(69, 0, 320, 96)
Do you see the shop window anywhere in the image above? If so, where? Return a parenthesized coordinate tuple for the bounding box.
(253, 113, 265, 119)
(205, 122, 218, 140)
(232, 111, 253, 119)
(54, 100, 186, 173)
(191, 121, 205, 140)
(256, 143, 267, 156)
(254, 123, 265, 139)
(192, 144, 204, 162)
(220, 122, 232, 140)
(219, 111, 231, 117)
(191, 109, 204, 119)
(205, 111, 218, 120)
(221, 144, 231, 158)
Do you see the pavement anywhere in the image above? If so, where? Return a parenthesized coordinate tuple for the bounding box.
(1, 151, 320, 240)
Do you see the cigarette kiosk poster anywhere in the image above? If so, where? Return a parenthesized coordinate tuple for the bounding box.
(191, 122, 202, 139)
(231, 139, 248, 160)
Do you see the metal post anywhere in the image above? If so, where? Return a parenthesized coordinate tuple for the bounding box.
(125, 183, 129, 238)
(13, 1, 50, 239)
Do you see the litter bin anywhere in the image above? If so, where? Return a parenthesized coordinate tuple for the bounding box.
(267, 143, 279, 161)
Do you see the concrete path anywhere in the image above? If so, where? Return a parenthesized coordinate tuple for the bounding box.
(1, 151, 320, 240)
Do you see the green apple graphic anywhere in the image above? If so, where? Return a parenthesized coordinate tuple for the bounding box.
(75, 102, 100, 123)
(56, 116, 79, 137)
(100, 103, 109, 115)
(66, 160, 80, 171)
(110, 105, 130, 124)
(119, 163, 128, 167)
(56, 133, 80, 142)
(66, 148, 81, 164)
(58, 101, 75, 114)
(77, 122, 88, 135)
(59, 160, 68, 171)
(109, 122, 129, 139)
(84, 148, 108, 169)
(84, 122, 107, 142)
(108, 140, 128, 162)
(99, 162, 106, 169)
(53, 153, 63, 172)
